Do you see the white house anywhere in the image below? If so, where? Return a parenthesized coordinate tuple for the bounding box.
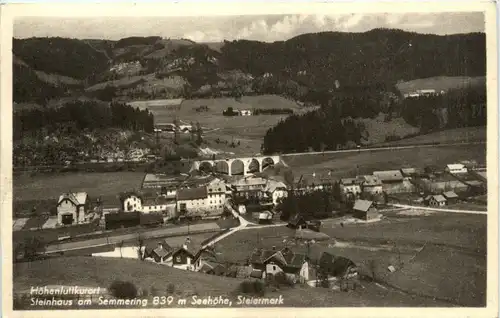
(429, 195, 447, 207)
(445, 163, 468, 174)
(264, 180, 288, 206)
(177, 186, 225, 217)
(240, 110, 252, 116)
(360, 175, 383, 195)
(57, 192, 90, 225)
(120, 192, 172, 214)
(249, 247, 309, 283)
(206, 179, 226, 213)
(340, 178, 362, 195)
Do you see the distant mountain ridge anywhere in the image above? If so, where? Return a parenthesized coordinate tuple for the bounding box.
(13, 28, 486, 104)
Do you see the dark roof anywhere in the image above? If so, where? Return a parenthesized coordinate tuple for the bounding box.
(176, 187, 208, 201)
(250, 247, 306, 269)
(319, 252, 356, 276)
(153, 246, 170, 259)
(373, 170, 404, 182)
(211, 264, 227, 276)
(443, 191, 459, 199)
(199, 264, 214, 274)
(353, 199, 374, 212)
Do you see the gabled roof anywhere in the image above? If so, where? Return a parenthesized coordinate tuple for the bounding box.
(119, 191, 142, 204)
(373, 170, 404, 182)
(353, 199, 373, 212)
(250, 247, 306, 269)
(361, 175, 381, 186)
(340, 178, 359, 186)
(58, 192, 88, 206)
(443, 191, 459, 199)
(319, 252, 356, 276)
(250, 269, 263, 278)
(431, 195, 447, 202)
(176, 187, 208, 201)
(153, 246, 170, 259)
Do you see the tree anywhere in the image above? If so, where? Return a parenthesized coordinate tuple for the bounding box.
(173, 119, 179, 144)
(137, 234, 145, 260)
(196, 122, 203, 145)
(190, 121, 195, 142)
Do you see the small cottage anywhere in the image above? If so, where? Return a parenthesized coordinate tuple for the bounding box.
(352, 199, 378, 221)
(249, 247, 309, 283)
(443, 191, 459, 204)
(57, 192, 90, 225)
(429, 195, 447, 207)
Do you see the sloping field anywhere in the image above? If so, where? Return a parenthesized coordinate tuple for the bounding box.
(14, 171, 144, 202)
(282, 143, 486, 181)
(85, 74, 151, 91)
(14, 256, 450, 307)
(396, 76, 486, 95)
(377, 127, 486, 147)
(385, 244, 486, 306)
(14, 256, 242, 298)
(357, 113, 420, 145)
(146, 95, 303, 155)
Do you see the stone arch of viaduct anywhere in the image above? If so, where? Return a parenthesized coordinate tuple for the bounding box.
(191, 155, 281, 176)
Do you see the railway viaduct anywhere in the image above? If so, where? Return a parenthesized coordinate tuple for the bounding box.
(190, 155, 281, 176)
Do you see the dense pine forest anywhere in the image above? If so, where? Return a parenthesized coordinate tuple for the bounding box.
(13, 101, 154, 140)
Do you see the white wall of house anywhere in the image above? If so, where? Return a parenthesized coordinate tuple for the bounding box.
(429, 198, 446, 207)
(446, 167, 468, 174)
(272, 190, 288, 206)
(266, 263, 284, 276)
(341, 185, 361, 194)
(300, 262, 309, 281)
(57, 200, 85, 225)
(123, 196, 142, 212)
(362, 185, 383, 195)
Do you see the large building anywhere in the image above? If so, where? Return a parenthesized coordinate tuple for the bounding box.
(175, 181, 226, 219)
(373, 170, 415, 194)
(57, 192, 91, 225)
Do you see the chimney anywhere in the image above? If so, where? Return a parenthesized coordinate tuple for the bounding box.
(182, 244, 188, 250)
(272, 246, 276, 251)
(157, 242, 163, 249)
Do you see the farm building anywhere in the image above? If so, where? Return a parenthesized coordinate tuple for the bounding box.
(104, 212, 141, 230)
(288, 213, 307, 229)
(193, 248, 219, 272)
(445, 163, 468, 175)
(429, 195, 447, 207)
(249, 247, 309, 283)
(442, 191, 459, 204)
(400, 167, 422, 178)
(144, 242, 172, 263)
(352, 199, 378, 221)
(360, 175, 383, 195)
(416, 172, 469, 194)
(120, 192, 175, 215)
(373, 170, 415, 194)
(57, 192, 91, 226)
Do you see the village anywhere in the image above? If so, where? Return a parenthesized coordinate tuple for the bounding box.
(13, 155, 487, 290)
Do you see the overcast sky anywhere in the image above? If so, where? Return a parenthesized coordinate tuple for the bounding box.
(14, 12, 484, 42)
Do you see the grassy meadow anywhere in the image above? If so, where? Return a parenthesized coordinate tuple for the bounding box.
(282, 143, 487, 182)
(216, 212, 486, 306)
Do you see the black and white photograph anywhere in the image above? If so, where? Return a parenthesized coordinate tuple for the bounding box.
(1, 2, 497, 317)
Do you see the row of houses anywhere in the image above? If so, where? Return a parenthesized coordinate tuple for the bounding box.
(143, 239, 311, 283)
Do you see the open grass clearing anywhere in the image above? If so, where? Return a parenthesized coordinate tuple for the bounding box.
(282, 143, 486, 181)
(395, 76, 486, 96)
(14, 171, 145, 203)
(376, 126, 486, 147)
